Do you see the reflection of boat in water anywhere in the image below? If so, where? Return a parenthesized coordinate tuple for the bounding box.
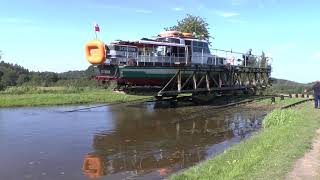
(82, 154, 104, 179)
(81, 105, 266, 178)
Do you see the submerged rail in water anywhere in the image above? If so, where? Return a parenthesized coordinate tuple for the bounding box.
(63, 93, 312, 113)
(63, 97, 153, 113)
(63, 95, 270, 113)
(281, 98, 314, 109)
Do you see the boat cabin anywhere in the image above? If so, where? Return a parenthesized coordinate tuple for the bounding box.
(105, 32, 226, 66)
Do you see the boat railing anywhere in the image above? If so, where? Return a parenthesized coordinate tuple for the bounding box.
(136, 55, 186, 66)
(108, 50, 272, 69)
(210, 48, 272, 69)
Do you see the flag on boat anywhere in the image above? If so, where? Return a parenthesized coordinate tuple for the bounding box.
(94, 23, 100, 32)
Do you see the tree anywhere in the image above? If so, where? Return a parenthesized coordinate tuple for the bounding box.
(1, 69, 17, 86)
(16, 74, 30, 85)
(85, 65, 98, 79)
(165, 14, 211, 41)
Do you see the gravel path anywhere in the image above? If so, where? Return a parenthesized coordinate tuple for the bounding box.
(286, 129, 320, 180)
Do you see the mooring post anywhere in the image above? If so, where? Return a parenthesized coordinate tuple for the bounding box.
(280, 95, 284, 100)
(289, 94, 292, 98)
(192, 73, 197, 90)
(204, 120, 208, 133)
(176, 122, 180, 137)
(177, 70, 181, 92)
(191, 120, 196, 135)
(295, 94, 299, 98)
(271, 97, 276, 104)
(301, 94, 305, 98)
(307, 94, 310, 98)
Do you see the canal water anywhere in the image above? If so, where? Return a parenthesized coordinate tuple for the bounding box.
(0, 102, 269, 180)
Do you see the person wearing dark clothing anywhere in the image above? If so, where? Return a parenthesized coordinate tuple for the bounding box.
(305, 81, 320, 108)
(242, 49, 252, 66)
(313, 81, 320, 108)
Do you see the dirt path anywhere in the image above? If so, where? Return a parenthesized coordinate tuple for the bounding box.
(286, 129, 320, 180)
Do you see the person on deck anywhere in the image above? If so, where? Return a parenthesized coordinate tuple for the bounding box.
(305, 81, 320, 108)
(246, 48, 252, 56)
(242, 48, 252, 66)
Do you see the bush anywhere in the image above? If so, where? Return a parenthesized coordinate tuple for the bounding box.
(263, 109, 301, 128)
(0, 82, 6, 91)
(0, 86, 90, 95)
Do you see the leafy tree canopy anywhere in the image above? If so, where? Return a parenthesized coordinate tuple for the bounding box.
(165, 14, 211, 41)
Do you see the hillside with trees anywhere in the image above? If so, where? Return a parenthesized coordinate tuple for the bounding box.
(0, 53, 98, 90)
(268, 78, 311, 94)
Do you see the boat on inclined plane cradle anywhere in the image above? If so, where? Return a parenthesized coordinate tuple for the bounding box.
(85, 31, 272, 99)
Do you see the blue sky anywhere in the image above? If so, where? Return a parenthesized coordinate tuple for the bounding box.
(0, 0, 319, 83)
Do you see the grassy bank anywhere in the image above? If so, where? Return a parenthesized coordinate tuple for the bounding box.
(171, 102, 320, 180)
(0, 86, 151, 107)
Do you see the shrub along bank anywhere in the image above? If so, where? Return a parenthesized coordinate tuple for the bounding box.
(0, 86, 150, 107)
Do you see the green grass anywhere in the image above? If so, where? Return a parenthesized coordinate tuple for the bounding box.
(171, 102, 320, 180)
(0, 86, 151, 107)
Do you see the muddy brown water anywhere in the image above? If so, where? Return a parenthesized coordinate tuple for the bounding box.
(0, 102, 269, 180)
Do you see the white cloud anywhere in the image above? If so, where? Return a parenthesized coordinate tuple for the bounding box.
(172, 7, 184, 11)
(227, 19, 248, 24)
(135, 9, 153, 14)
(215, 11, 239, 18)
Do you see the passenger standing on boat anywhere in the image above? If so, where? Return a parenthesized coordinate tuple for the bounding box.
(166, 47, 172, 57)
(305, 81, 320, 109)
(242, 48, 252, 66)
(226, 55, 235, 65)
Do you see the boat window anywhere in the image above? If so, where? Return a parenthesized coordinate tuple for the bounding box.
(192, 41, 201, 53)
(203, 43, 210, 53)
(158, 38, 168, 42)
(157, 38, 180, 44)
(207, 57, 213, 64)
(193, 41, 199, 47)
(113, 45, 137, 52)
(174, 47, 185, 57)
(114, 46, 126, 51)
(156, 46, 166, 56)
(108, 45, 115, 50)
(140, 47, 154, 56)
(185, 40, 191, 46)
(192, 41, 210, 53)
(167, 38, 180, 44)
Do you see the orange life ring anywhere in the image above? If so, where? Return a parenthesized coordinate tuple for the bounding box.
(85, 40, 106, 65)
(82, 154, 104, 178)
(159, 31, 182, 37)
